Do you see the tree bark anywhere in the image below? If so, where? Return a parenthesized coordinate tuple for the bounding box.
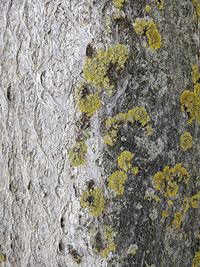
(0, 0, 199, 266)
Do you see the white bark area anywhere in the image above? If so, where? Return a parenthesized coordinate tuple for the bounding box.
(0, 1, 107, 266)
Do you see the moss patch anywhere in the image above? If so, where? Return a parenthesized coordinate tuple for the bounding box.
(133, 19, 162, 50)
(68, 140, 87, 167)
(80, 187, 105, 217)
(180, 131, 193, 151)
(83, 44, 129, 95)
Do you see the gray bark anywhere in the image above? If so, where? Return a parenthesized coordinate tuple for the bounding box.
(0, 0, 199, 267)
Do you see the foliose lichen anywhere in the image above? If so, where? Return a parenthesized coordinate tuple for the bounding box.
(172, 211, 183, 230)
(180, 65, 200, 125)
(190, 191, 200, 208)
(113, 0, 126, 9)
(108, 170, 127, 195)
(156, 0, 164, 10)
(68, 140, 87, 167)
(144, 5, 151, 14)
(132, 166, 139, 175)
(104, 106, 151, 146)
(133, 19, 162, 50)
(83, 44, 129, 95)
(0, 252, 5, 263)
(193, 247, 200, 267)
(75, 84, 101, 117)
(117, 150, 134, 172)
(92, 225, 116, 258)
(80, 187, 105, 217)
(180, 131, 193, 151)
(192, 0, 200, 20)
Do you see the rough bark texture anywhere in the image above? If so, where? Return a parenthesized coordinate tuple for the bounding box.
(0, 0, 199, 267)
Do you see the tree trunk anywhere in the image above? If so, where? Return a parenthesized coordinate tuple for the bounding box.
(0, 0, 199, 266)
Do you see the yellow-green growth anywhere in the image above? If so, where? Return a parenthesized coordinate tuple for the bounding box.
(156, 0, 164, 10)
(182, 197, 190, 213)
(193, 247, 200, 267)
(113, 0, 126, 9)
(83, 44, 129, 95)
(192, 0, 200, 20)
(104, 128, 118, 147)
(180, 89, 200, 125)
(68, 141, 87, 167)
(162, 209, 169, 218)
(192, 65, 200, 85)
(180, 131, 193, 151)
(172, 211, 183, 230)
(190, 191, 200, 208)
(108, 170, 127, 195)
(80, 188, 105, 217)
(101, 225, 116, 258)
(144, 5, 151, 13)
(104, 106, 151, 146)
(75, 84, 101, 117)
(0, 252, 5, 263)
(152, 164, 190, 196)
(117, 150, 134, 171)
(132, 166, 139, 175)
(133, 19, 162, 50)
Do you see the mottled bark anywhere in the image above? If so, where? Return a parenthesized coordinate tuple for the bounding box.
(0, 0, 199, 267)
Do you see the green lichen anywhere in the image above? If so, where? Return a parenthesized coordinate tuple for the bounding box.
(108, 170, 127, 195)
(192, 0, 200, 20)
(133, 19, 162, 50)
(0, 252, 5, 263)
(156, 0, 164, 10)
(68, 140, 87, 167)
(104, 106, 151, 146)
(193, 247, 200, 267)
(113, 0, 126, 9)
(75, 84, 101, 117)
(117, 150, 134, 172)
(83, 44, 129, 95)
(80, 187, 105, 217)
(180, 131, 193, 151)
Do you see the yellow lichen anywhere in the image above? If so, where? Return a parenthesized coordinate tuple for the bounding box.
(83, 44, 129, 95)
(192, 65, 200, 85)
(180, 89, 200, 125)
(80, 188, 105, 217)
(162, 209, 169, 218)
(75, 84, 101, 117)
(113, 0, 126, 9)
(182, 197, 190, 213)
(68, 141, 87, 167)
(133, 19, 162, 50)
(144, 191, 161, 203)
(108, 170, 127, 195)
(152, 171, 165, 191)
(132, 166, 139, 175)
(0, 253, 5, 263)
(192, 0, 200, 20)
(180, 131, 193, 151)
(156, 0, 164, 10)
(117, 150, 134, 172)
(127, 244, 138, 255)
(172, 211, 183, 230)
(104, 106, 151, 146)
(193, 248, 200, 267)
(164, 181, 179, 198)
(190, 191, 200, 208)
(144, 5, 151, 13)
(101, 242, 116, 258)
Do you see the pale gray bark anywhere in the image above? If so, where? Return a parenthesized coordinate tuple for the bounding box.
(0, 0, 199, 267)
